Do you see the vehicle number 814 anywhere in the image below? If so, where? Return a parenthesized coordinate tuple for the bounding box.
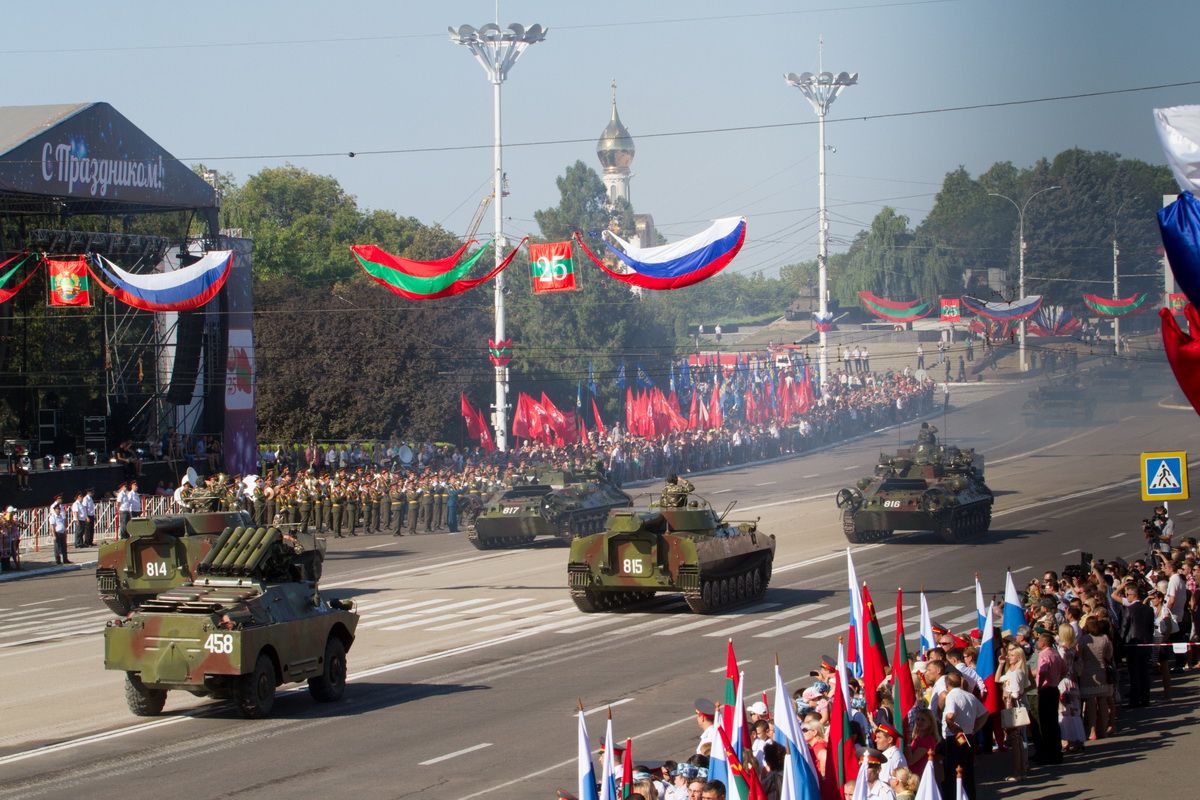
(145, 562, 168, 577)
(203, 633, 234, 654)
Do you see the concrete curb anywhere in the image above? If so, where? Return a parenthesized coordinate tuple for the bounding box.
(0, 559, 96, 583)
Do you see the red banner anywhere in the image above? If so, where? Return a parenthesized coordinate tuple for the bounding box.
(47, 257, 91, 307)
(1170, 292, 1188, 313)
(527, 241, 577, 294)
(939, 297, 961, 322)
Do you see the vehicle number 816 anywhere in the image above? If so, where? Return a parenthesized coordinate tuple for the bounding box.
(882, 500, 902, 508)
(203, 633, 233, 654)
(622, 559, 645, 575)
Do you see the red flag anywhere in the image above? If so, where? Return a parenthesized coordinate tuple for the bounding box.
(578, 415, 589, 442)
(540, 392, 570, 441)
(826, 649, 858, 797)
(511, 393, 532, 440)
(460, 393, 482, 439)
(687, 391, 699, 430)
(709, 383, 723, 429)
(621, 737, 633, 798)
(477, 409, 495, 453)
(745, 387, 757, 424)
(892, 588, 916, 743)
(591, 397, 607, 439)
(47, 257, 91, 307)
(528, 393, 552, 443)
(860, 583, 890, 718)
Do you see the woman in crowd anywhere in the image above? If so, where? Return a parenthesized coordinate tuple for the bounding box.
(1147, 590, 1175, 701)
(1077, 615, 1115, 740)
(999, 641, 1032, 782)
(904, 708, 937, 778)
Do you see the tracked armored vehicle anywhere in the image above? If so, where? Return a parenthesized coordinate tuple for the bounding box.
(96, 511, 260, 615)
(567, 496, 775, 614)
(103, 523, 356, 719)
(1022, 379, 1096, 425)
(836, 432, 993, 544)
(468, 467, 632, 549)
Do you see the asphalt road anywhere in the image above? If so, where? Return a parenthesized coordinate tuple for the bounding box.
(0, 371, 1195, 800)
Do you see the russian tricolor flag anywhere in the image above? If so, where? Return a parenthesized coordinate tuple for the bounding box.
(978, 602, 1001, 715)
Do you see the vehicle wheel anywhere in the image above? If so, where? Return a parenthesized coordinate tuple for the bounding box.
(124, 672, 166, 717)
(102, 595, 133, 616)
(735, 574, 747, 601)
(939, 515, 959, 544)
(842, 508, 867, 544)
(751, 569, 763, 596)
(236, 653, 277, 719)
(308, 636, 348, 703)
(702, 580, 717, 609)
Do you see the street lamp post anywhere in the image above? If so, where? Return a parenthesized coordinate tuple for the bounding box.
(449, 22, 546, 452)
(785, 64, 857, 390)
(987, 186, 1060, 372)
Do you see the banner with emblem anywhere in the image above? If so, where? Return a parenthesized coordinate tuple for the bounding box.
(47, 257, 91, 307)
(1170, 292, 1188, 313)
(939, 297, 961, 322)
(528, 241, 577, 294)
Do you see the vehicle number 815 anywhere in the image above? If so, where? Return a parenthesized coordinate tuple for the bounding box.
(622, 559, 645, 575)
(203, 633, 233, 654)
(882, 500, 902, 508)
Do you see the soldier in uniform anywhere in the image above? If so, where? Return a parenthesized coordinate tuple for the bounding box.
(363, 479, 377, 533)
(345, 482, 360, 536)
(660, 473, 695, 508)
(391, 480, 406, 535)
(407, 482, 420, 535)
(371, 479, 384, 533)
(298, 481, 313, 533)
(433, 478, 446, 530)
(381, 479, 392, 532)
(447, 480, 460, 533)
(420, 483, 435, 533)
(330, 481, 345, 538)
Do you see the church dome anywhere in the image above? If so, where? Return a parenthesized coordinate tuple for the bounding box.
(596, 89, 634, 173)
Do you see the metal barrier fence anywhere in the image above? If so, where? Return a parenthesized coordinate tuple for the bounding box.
(12, 495, 178, 556)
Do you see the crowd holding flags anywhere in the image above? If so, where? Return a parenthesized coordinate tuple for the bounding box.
(571, 552, 1012, 800)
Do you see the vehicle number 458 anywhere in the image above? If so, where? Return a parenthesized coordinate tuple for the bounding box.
(203, 633, 233, 654)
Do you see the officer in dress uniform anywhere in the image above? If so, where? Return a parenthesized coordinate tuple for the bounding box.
(331, 481, 345, 538)
(381, 480, 392, 532)
(345, 482, 359, 536)
(371, 479, 384, 533)
(392, 480, 407, 535)
(363, 479, 377, 533)
(407, 482, 420, 534)
(298, 482, 313, 533)
(420, 482, 435, 533)
(433, 478, 446, 530)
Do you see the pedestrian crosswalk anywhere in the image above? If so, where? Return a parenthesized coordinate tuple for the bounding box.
(0, 599, 114, 650)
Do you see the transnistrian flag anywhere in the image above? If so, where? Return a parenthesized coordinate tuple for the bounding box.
(892, 588, 917, 744)
(846, 550, 864, 677)
(940, 297, 961, 322)
(47, 257, 91, 307)
(860, 583, 890, 717)
(528, 241, 578, 293)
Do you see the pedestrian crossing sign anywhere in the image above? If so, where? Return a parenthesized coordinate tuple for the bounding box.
(1141, 451, 1188, 501)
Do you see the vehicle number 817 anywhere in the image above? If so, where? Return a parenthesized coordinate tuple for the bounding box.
(622, 559, 645, 575)
(203, 633, 234, 654)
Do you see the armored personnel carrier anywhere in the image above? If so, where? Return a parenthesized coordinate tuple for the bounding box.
(567, 496, 775, 614)
(96, 511, 261, 615)
(468, 467, 632, 549)
(1022, 379, 1096, 425)
(103, 523, 356, 719)
(836, 430, 993, 544)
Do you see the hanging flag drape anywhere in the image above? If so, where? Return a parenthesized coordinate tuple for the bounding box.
(1153, 105, 1200, 194)
(1082, 292, 1151, 317)
(939, 297, 961, 322)
(1161, 304, 1200, 418)
(0, 254, 41, 304)
(1027, 305, 1080, 336)
(1158, 192, 1200, 307)
(960, 294, 1043, 322)
(573, 217, 747, 290)
(89, 250, 233, 312)
(857, 291, 933, 323)
(47, 257, 91, 307)
(528, 240, 578, 293)
(351, 238, 526, 300)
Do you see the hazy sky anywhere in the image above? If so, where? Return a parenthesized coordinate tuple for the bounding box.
(3, 0, 1197, 277)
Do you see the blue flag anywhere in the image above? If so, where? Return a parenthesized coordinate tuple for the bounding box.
(636, 363, 654, 389)
(616, 363, 626, 390)
(588, 361, 599, 396)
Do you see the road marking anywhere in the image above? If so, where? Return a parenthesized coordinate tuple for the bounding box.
(755, 481, 776, 486)
(1110, 532, 1126, 539)
(657, 603, 781, 636)
(952, 585, 975, 594)
(739, 491, 837, 512)
(713, 489, 734, 494)
(365, 542, 393, 550)
(378, 598, 497, 631)
(842, 465, 861, 471)
(802, 474, 819, 479)
(946, 610, 980, 625)
(710, 660, 752, 673)
(773, 542, 887, 575)
(1062, 549, 1081, 555)
(766, 604, 826, 621)
(419, 742, 492, 766)
(581, 698, 634, 716)
(1179, 509, 1194, 516)
(1012, 566, 1032, 574)
(322, 552, 517, 589)
(0, 608, 112, 638)
(358, 597, 449, 621)
(424, 598, 536, 631)
(989, 428, 1098, 466)
(19, 598, 62, 606)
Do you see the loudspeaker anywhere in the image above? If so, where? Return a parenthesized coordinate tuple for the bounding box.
(166, 309, 205, 404)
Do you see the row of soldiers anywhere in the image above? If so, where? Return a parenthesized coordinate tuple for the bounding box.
(182, 469, 507, 537)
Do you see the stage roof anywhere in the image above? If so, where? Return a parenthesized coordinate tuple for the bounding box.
(0, 102, 217, 217)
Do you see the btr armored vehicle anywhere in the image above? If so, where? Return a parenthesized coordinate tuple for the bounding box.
(104, 523, 356, 719)
(836, 429, 993, 544)
(1022, 379, 1096, 426)
(96, 511, 257, 615)
(468, 467, 632, 549)
(567, 496, 775, 614)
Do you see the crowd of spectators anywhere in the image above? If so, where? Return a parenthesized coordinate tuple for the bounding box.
(580, 510, 1200, 800)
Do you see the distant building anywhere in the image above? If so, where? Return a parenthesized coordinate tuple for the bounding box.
(596, 81, 656, 248)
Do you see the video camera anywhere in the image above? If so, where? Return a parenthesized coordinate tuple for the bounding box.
(1061, 550, 1093, 582)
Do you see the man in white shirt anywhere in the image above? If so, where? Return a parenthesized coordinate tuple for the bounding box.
(946, 647, 982, 695)
(49, 495, 70, 565)
(694, 698, 717, 754)
(1163, 558, 1188, 671)
(70, 491, 88, 549)
(939, 671, 987, 800)
(859, 749, 898, 799)
(82, 488, 96, 547)
(116, 483, 132, 540)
